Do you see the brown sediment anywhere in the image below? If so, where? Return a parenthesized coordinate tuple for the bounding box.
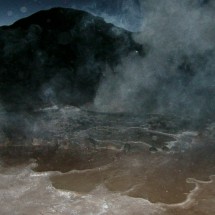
(0, 145, 118, 172)
(34, 149, 118, 173)
(0, 144, 59, 167)
(52, 168, 114, 193)
(163, 176, 215, 215)
(50, 137, 215, 204)
(50, 151, 194, 204)
(1, 135, 215, 206)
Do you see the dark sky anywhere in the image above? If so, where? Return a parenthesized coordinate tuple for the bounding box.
(0, 0, 143, 31)
(0, 0, 209, 27)
(0, 0, 75, 26)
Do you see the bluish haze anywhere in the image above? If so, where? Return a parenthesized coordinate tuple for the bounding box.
(0, 0, 142, 31)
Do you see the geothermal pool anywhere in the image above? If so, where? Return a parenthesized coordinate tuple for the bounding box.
(0, 106, 215, 215)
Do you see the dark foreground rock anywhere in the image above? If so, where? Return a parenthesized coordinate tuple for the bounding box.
(0, 7, 144, 111)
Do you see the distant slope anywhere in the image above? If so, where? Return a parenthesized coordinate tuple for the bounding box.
(69, 0, 143, 31)
(0, 7, 144, 111)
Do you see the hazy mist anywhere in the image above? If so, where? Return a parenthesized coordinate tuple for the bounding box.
(94, 0, 215, 121)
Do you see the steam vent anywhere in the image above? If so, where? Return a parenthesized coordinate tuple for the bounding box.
(0, 4, 215, 215)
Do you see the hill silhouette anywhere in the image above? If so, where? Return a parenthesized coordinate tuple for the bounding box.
(0, 7, 144, 111)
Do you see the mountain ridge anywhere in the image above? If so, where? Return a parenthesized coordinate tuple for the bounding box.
(0, 7, 144, 111)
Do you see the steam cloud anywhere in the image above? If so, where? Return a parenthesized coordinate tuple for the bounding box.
(94, 0, 215, 121)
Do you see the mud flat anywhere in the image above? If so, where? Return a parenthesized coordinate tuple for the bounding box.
(0, 107, 215, 214)
(0, 133, 215, 214)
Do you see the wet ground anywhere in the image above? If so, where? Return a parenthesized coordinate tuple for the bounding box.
(0, 106, 215, 214)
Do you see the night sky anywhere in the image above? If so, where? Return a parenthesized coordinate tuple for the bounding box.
(0, 0, 143, 31)
(0, 0, 76, 26)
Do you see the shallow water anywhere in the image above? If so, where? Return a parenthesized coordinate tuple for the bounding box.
(0, 106, 215, 214)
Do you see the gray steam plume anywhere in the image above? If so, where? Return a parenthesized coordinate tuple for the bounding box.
(94, 0, 215, 121)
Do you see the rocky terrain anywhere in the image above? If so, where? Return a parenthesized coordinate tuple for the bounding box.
(0, 5, 214, 148)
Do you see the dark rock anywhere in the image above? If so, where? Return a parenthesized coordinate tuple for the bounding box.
(162, 146, 170, 152)
(0, 7, 144, 111)
(123, 143, 131, 153)
(149, 146, 158, 153)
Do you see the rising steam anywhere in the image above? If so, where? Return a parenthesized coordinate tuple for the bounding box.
(94, 0, 215, 121)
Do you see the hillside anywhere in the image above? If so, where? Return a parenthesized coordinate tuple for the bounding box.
(0, 7, 144, 111)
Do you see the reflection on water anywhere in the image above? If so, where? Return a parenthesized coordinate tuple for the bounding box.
(0, 106, 215, 214)
(50, 138, 215, 205)
(51, 151, 195, 204)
